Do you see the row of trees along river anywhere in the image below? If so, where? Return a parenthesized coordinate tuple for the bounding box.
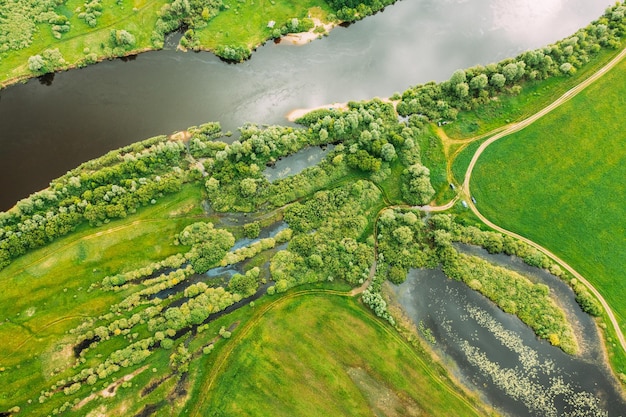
(0, 0, 610, 210)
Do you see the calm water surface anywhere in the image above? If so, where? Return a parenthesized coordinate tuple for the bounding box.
(390, 248, 626, 416)
(0, 0, 611, 210)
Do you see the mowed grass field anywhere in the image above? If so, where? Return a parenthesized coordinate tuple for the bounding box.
(471, 58, 626, 340)
(199, 293, 486, 417)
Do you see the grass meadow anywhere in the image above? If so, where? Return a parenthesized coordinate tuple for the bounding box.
(470, 56, 626, 369)
(0, 0, 167, 86)
(196, 0, 333, 51)
(197, 292, 486, 417)
(0, 0, 332, 87)
(0, 183, 204, 410)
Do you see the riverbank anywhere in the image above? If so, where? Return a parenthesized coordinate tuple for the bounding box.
(280, 18, 337, 45)
(286, 102, 349, 121)
(0, 1, 339, 91)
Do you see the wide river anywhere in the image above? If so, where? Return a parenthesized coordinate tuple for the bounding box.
(0, 0, 612, 210)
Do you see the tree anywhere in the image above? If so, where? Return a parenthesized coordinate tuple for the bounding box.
(469, 74, 488, 90)
(401, 164, 435, 205)
(111, 30, 136, 48)
(455, 82, 469, 98)
(380, 143, 397, 162)
(243, 221, 261, 238)
(450, 69, 466, 85)
(28, 55, 45, 72)
(229, 269, 260, 296)
(502, 61, 525, 82)
(490, 73, 506, 89)
(392, 226, 414, 245)
(239, 178, 258, 197)
(559, 62, 575, 75)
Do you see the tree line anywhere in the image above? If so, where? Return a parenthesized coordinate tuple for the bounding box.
(398, 5, 626, 123)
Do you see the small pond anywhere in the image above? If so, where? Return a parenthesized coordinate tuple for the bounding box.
(263, 145, 335, 183)
(390, 249, 626, 416)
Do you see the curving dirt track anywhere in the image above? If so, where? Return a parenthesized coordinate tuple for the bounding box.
(462, 46, 626, 354)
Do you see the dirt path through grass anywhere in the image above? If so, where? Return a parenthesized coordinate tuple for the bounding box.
(462, 45, 626, 355)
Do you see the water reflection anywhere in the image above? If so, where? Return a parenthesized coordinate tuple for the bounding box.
(0, 0, 610, 209)
(263, 145, 334, 183)
(390, 266, 626, 416)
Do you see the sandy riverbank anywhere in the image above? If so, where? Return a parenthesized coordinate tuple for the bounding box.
(281, 18, 337, 45)
(286, 102, 349, 122)
(286, 97, 400, 122)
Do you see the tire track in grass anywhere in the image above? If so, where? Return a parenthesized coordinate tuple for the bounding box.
(189, 289, 483, 417)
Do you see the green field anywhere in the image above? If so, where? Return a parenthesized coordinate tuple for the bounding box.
(0, 0, 167, 87)
(471, 57, 626, 349)
(0, 183, 204, 412)
(196, 292, 487, 416)
(0, 0, 334, 88)
(196, 0, 332, 51)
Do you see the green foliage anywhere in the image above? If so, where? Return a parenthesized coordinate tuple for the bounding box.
(110, 29, 136, 48)
(243, 221, 261, 238)
(179, 222, 235, 273)
(328, 0, 397, 22)
(78, 0, 103, 27)
(228, 267, 260, 296)
(401, 164, 435, 205)
(27, 49, 66, 74)
(440, 249, 578, 354)
(271, 181, 378, 290)
(471, 56, 626, 337)
(215, 44, 251, 62)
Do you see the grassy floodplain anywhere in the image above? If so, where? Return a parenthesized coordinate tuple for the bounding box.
(0, 184, 204, 409)
(194, 0, 332, 51)
(0, 0, 334, 88)
(471, 55, 626, 369)
(0, 0, 167, 87)
(195, 292, 487, 417)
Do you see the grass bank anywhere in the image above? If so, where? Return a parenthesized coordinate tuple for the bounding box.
(196, 291, 487, 416)
(470, 56, 626, 372)
(443, 46, 623, 140)
(0, 183, 203, 410)
(0, 0, 334, 89)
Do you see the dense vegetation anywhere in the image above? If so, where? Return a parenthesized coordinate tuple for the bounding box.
(3, 2, 626, 415)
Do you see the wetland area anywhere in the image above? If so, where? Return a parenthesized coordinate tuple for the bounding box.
(1, 0, 624, 415)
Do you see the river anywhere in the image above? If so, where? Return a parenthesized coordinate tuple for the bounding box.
(0, 0, 611, 210)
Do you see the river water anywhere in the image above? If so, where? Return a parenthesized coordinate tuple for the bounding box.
(389, 246, 626, 416)
(0, 0, 611, 210)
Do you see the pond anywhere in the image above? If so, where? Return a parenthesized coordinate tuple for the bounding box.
(263, 145, 335, 183)
(0, 0, 611, 210)
(389, 248, 626, 416)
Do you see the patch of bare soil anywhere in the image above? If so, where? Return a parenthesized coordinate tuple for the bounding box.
(347, 367, 422, 417)
(74, 365, 149, 411)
